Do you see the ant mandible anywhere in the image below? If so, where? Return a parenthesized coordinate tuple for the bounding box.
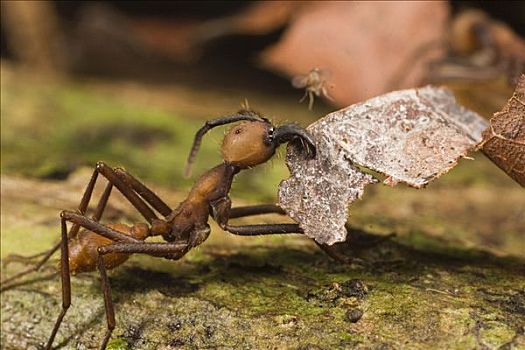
(1, 109, 350, 350)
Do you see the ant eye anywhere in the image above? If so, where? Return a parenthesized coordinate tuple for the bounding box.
(267, 127, 274, 142)
(235, 129, 242, 135)
(263, 126, 275, 146)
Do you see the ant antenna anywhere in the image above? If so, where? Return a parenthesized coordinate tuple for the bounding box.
(184, 112, 266, 178)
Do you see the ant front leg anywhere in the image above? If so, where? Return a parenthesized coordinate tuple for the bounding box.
(211, 198, 303, 236)
(211, 199, 354, 264)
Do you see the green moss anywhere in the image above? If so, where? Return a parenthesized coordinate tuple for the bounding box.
(1, 80, 287, 202)
(0, 219, 58, 258)
(106, 338, 130, 350)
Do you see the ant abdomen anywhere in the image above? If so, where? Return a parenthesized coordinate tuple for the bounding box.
(67, 223, 149, 274)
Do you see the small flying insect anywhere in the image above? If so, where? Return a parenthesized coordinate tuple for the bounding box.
(292, 67, 335, 110)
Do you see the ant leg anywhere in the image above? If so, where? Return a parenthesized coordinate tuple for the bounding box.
(227, 204, 383, 246)
(212, 201, 355, 264)
(223, 223, 302, 236)
(1, 168, 101, 286)
(60, 211, 141, 243)
(94, 241, 187, 349)
(211, 199, 302, 236)
(113, 168, 172, 217)
(228, 204, 286, 218)
(94, 162, 159, 224)
(1, 243, 61, 286)
(92, 182, 113, 221)
(45, 217, 71, 350)
(2, 162, 169, 288)
(88, 163, 174, 223)
(45, 211, 153, 349)
(2, 250, 49, 267)
(98, 241, 188, 257)
(314, 242, 353, 264)
(96, 253, 114, 350)
(225, 218, 386, 264)
(211, 201, 299, 235)
(224, 223, 352, 264)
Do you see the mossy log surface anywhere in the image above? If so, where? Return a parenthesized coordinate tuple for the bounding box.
(2, 172, 524, 350)
(1, 64, 524, 349)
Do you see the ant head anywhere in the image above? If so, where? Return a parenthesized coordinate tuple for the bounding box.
(184, 109, 316, 175)
(222, 118, 317, 169)
(221, 119, 275, 168)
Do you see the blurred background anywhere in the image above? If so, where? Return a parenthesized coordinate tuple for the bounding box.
(1, 1, 524, 256)
(2, 4, 525, 348)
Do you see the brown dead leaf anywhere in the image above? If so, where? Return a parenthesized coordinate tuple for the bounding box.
(261, 2, 449, 107)
(129, 2, 301, 62)
(196, 1, 299, 40)
(428, 9, 525, 87)
(279, 86, 487, 244)
(481, 74, 525, 187)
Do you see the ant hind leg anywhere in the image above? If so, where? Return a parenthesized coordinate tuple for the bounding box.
(0, 167, 102, 288)
(94, 240, 188, 349)
(45, 217, 72, 350)
(1, 162, 172, 289)
(45, 211, 145, 350)
(216, 203, 376, 265)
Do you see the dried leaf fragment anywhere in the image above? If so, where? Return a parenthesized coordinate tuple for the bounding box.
(279, 86, 487, 245)
(261, 2, 449, 106)
(481, 74, 525, 186)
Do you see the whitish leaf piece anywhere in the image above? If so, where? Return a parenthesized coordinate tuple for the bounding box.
(279, 86, 488, 245)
